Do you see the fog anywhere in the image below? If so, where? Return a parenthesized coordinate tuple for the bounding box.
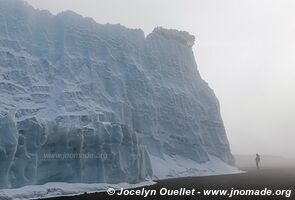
(25, 0, 295, 159)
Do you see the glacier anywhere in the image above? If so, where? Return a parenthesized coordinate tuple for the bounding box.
(0, 0, 235, 189)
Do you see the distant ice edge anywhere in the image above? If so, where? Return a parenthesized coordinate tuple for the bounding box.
(0, 0, 236, 194)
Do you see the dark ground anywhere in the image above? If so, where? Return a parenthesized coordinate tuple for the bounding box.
(41, 168, 295, 200)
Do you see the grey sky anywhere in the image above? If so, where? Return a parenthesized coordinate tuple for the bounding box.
(25, 0, 295, 158)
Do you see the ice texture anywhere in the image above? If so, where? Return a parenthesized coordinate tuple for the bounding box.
(0, 0, 235, 189)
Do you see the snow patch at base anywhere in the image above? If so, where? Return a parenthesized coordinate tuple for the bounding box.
(151, 154, 239, 179)
(0, 181, 155, 200)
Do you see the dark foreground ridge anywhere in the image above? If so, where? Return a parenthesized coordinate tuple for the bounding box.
(41, 168, 295, 200)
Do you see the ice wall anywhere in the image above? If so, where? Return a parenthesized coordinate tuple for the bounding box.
(0, 0, 234, 189)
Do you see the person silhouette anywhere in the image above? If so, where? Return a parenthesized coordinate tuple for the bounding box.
(255, 153, 261, 169)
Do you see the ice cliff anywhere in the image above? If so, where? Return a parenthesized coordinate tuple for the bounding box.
(0, 0, 235, 189)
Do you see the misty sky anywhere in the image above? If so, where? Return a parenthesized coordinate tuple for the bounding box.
(25, 0, 295, 158)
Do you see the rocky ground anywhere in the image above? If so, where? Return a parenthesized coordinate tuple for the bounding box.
(41, 168, 295, 200)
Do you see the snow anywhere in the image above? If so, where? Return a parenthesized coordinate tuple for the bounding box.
(0, 181, 155, 200)
(151, 155, 239, 179)
(0, 0, 236, 191)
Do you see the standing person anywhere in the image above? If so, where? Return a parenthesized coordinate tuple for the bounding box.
(255, 153, 261, 169)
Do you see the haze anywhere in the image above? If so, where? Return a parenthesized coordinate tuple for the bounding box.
(25, 0, 295, 159)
